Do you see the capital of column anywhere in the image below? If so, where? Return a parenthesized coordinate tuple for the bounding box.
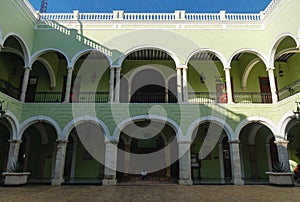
(224, 66, 231, 70)
(274, 140, 289, 147)
(23, 66, 32, 70)
(177, 140, 192, 144)
(267, 66, 275, 71)
(228, 140, 240, 144)
(67, 66, 74, 71)
(176, 65, 188, 70)
(56, 139, 68, 144)
(8, 139, 22, 144)
(111, 65, 121, 69)
(104, 139, 119, 144)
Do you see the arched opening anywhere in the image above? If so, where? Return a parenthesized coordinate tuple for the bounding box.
(0, 119, 11, 183)
(28, 51, 68, 103)
(121, 48, 177, 103)
(285, 119, 300, 176)
(239, 123, 278, 184)
(191, 122, 232, 184)
(0, 36, 25, 99)
(63, 122, 106, 184)
(273, 37, 300, 101)
(187, 51, 227, 104)
(130, 69, 165, 103)
(19, 122, 57, 183)
(72, 51, 110, 103)
(230, 51, 271, 103)
(117, 120, 179, 184)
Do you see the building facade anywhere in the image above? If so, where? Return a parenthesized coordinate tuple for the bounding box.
(0, 0, 300, 185)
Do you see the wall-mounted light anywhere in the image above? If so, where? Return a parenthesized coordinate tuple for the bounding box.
(200, 73, 206, 83)
(0, 100, 7, 119)
(293, 101, 300, 120)
(278, 64, 284, 77)
(287, 132, 294, 143)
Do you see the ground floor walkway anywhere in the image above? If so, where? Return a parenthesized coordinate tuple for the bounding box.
(0, 185, 299, 201)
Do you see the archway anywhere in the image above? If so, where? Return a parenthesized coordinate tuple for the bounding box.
(285, 118, 300, 173)
(64, 122, 106, 184)
(117, 120, 179, 183)
(19, 122, 57, 183)
(190, 122, 232, 184)
(0, 119, 11, 182)
(239, 123, 278, 183)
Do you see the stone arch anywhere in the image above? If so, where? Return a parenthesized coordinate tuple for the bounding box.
(30, 48, 70, 67)
(36, 57, 56, 89)
(278, 111, 297, 140)
(3, 33, 30, 66)
(241, 58, 261, 90)
(19, 116, 62, 140)
(186, 116, 234, 142)
(62, 115, 110, 141)
(113, 115, 184, 142)
(71, 49, 112, 67)
(118, 45, 180, 67)
(269, 33, 298, 66)
(235, 116, 278, 140)
(2, 111, 19, 140)
(185, 48, 227, 68)
(228, 48, 268, 68)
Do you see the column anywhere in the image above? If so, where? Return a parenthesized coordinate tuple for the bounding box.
(127, 81, 131, 103)
(109, 68, 115, 102)
(176, 67, 183, 103)
(218, 143, 225, 181)
(178, 141, 193, 185)
(165, 82, 169, 103)
(248, 144, 258, 179)
(267, 67, 278, 103)
(274, 140, 290, 171)
(64, 67, 74, 103)
(229, 140, 244, 185)
(102, 141, 118, 186)
(165, 143, 171, 177)
(265, 143, 272, 171)
(224, 67, 233, 103)
(182, 66, 188, 103)
(6, 140, 22, 171)
(124, 144, 130, 176)
(52, 140, 68, 185)
(114, 67, 121, 103)
(20, 67, 31, 102)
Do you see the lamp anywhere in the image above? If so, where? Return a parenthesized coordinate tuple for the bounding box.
(287, 132, 294, 143)
(0, 100, 7, 119)
(293, 101, 300, 120)
(278, 64, 284, 77)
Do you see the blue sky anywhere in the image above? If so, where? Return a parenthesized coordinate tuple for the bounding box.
(29, 0, 272, 13)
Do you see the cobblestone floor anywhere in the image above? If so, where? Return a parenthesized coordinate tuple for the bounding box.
(0, 185, 299, 202)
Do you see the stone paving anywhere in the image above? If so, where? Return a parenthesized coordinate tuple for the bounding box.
(0, 185, 299, 202)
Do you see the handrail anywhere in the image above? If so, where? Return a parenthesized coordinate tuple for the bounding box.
(277, 79, 300, 101)
(233, 92, 272, 104)
(0, 79, 20, 100)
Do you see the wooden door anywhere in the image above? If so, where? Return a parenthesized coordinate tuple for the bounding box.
(25, 77, 38, 102)
(259, 77, 272, 103)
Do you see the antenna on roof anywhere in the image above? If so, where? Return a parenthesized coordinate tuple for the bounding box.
(40, 0, 48, 13)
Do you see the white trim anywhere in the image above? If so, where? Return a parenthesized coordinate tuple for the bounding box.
(235, 116, 278, 140)
(241, 58, 261, 89)
(185, 48, 227, 68)
(3, 33, 30, 66)
(70, 48, 112, 67)
(19, 116, 62, 140)
(36, 58, 56, 88)
(1, 111, 19, 140)
(228, 48, 268, 68)
(268, 33, 298, 66)
(62, 115, 110, 141)
(186, 116, 234, 142)
(118, 45, 180, 67)
(112, 115, 184, 142)
(30, 48, 70, 67)
(278, 111, 295, 140)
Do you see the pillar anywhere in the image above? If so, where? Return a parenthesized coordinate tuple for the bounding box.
(102, 141, 118, 185)
(265, 143, 272, 171)
(218, 143, 225, 181)
(182, 66, 188, 103)
(165, 82, 169, 103)
(114, 67, 121, 103)
(267, 67, 278, 103)
(176, 67, 183, 103)
(274, 140, 290, 171)
(109, 68, 115, 102)
(52, 140, 68, 185)
(224, 67, 233, 103)
(64, 67, 74, 103)
(20, 67, 31, 102)
(165, 143, 171, 177)
(229, 140, 244, 185)
(248, 144, 258, 179)
(6, 140, 22, 171)
(124, 144, 130, 176)
(178, 141, 193, 185)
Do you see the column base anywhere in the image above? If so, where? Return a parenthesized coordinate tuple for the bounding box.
(102, 179, 117, 186)
(178, 179, 193, 185)
(233, 178, 244, 185)
(51, 178, 64, 186)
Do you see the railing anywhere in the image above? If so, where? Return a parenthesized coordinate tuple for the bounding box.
(225, 13, 261, 21)
(188, 92, 229, 104)
(277, 79, 300, 101)
(0, 79, 20, 100)
(185, 13, 220, 21)
(79, 13, 113, 20)
(40, 13, 75, 20)
(124, 13, 175, 20)
(233, 92, 272, 104)
(73, 92, 109, 103)
(263, 0, 282, 17)
(21, 0, 39, 19)
(27, 92, 62, 103)
(130, 92, 166, 103)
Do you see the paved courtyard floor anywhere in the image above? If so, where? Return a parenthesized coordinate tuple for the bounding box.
(0, 185, 299, 201)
